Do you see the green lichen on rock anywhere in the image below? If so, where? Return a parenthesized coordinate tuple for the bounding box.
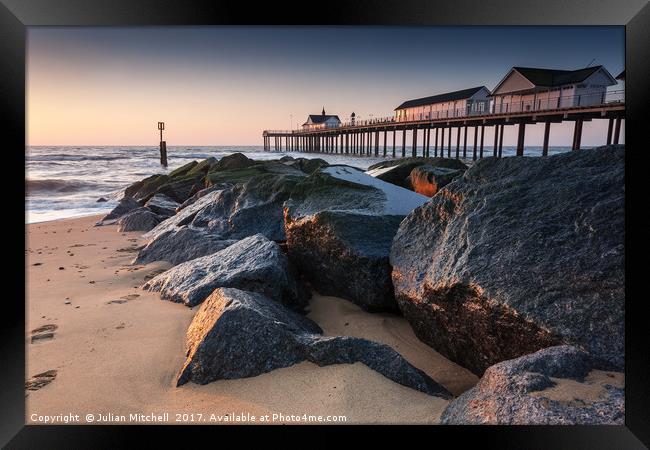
(169, 161, 198, 178)
(285, 168, 384, 218)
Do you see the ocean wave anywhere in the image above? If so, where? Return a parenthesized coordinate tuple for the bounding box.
(26, 178, 102, 193)
(27, 154, 126, 162)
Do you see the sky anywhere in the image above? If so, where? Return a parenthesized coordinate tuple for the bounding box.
(27, 26, 624, 147)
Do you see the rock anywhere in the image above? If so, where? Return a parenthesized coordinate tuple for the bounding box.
(176, 287, 451, 398)
(122, 158, 216, 205)
(144, 162, 306, 244)
(285, 211, 403, 312)
(408, 165, 463, 196)
(96, 197, 107, 203)
(212, 153, 255, 171)
(143, 234, 309, 309)
(123, 179, 145, 198)
(134, 226, 237, 265)
(390, 146, 625, 374)
(283, 157, 329, 174)
(186, 157, 218, 176)
(99, 197, 141, 224)
(126, 174, 171, 203)
(205, 160, 304, 187)
(175, 186, 221, 212)
(169, 161, 198, 178)
(279, 155, 294, 162)
(366, 157, 467, 190)
(441, 345, 624, 425)
(116, 207, 160, 232)
(154, 176, 203, 204)
(284, 166, 428, 312)
(144, 194, 180, 217)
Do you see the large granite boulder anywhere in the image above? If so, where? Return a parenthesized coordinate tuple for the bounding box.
(408, 165, 464, 197)
(133, 226, 236, 266)
(176, 186, 221, 212)
(154, 176, 204, 203)
(284, 165, 428, 312)
(441, 345, 624, 425)
(122, 157, 216, 205)
(390, 146, 625, 375)
(168, 161, 199, 178)
(142, 162, 306, 247)
(124, 174, 172, 203)
(116, 207, 160, 232)
(99, 197, 141, 224)
(366, 157, 467, 190)
(144, 194, 180, 218)
(212, 152, 255, 171)
(282, 157, 329, 174)
(143, 234, 309, 310)
(176, 287, 451, 399)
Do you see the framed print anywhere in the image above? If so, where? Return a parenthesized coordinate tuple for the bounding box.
(2, 0, 648, 447)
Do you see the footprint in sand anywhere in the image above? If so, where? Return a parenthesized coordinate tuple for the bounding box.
(25, 370, 58, 391)
(106, 293, 140, 305)
(30, 324, 58, 343)
(116, 246, 140, 253)
(106, 299, 127, 304)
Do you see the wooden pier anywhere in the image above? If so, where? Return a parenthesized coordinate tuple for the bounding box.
(262, 94, 624, 159)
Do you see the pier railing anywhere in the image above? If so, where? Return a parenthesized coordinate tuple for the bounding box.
(266, 89, 624, 134)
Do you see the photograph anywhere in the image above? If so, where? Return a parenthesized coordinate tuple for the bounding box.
(23, 25, 626, 426)
(2, 0, 647, 445)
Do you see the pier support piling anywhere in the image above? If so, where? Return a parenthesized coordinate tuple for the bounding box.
(463, 125, 468, 159)
(498, 124, 505, 158)
(542, 122, 551, 156)
(613, 117, 622, 145)
(434, 127, 439, 157)
(516, 123, 526, 156)
(425, 127, 431, 158)
(412, 128, 418, 157)
(606, 118, 614, 145)
(572, 119, 583, 151)
(472, 125, 478, 161)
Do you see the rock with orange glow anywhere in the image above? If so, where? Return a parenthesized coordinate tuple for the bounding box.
(408, 165, 463, 197)
(391, 146, 625, 375)
(441, 345, 624, 424)
(176, 287, 452, 399)
(366, 157, 467, 191)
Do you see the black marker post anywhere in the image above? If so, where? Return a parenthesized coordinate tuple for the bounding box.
(158, 121, 168, 167)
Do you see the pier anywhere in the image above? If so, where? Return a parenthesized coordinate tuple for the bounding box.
(262, 90, 624, 159)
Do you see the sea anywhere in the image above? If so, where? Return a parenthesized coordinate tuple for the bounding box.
(26, 145, 573, 224)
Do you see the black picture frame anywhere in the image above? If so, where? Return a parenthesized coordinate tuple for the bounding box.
(3, 0, 648, 447)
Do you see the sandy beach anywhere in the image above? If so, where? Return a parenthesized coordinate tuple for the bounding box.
(26, 214, 478, 425)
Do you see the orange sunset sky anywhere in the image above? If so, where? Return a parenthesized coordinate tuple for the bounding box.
(27, 26, 624, 147)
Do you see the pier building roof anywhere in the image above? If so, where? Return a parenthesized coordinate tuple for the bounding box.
(394, 86, 488, 110)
